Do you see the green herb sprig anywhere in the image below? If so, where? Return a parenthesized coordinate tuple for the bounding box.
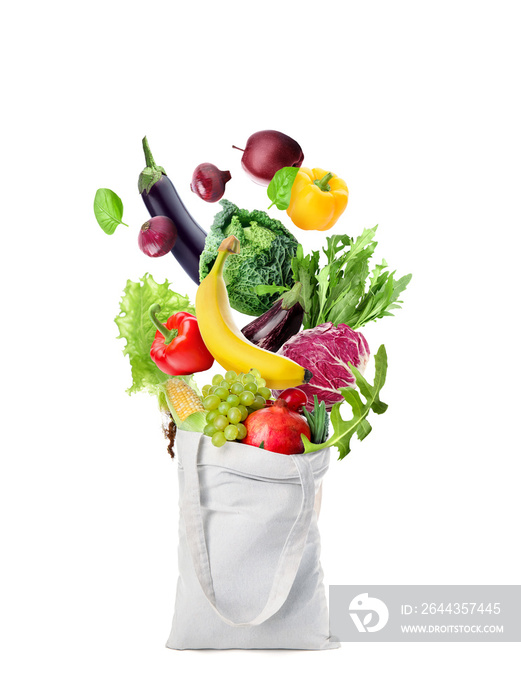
(302, 396, 329, 444)
(256, 229, 411, 331)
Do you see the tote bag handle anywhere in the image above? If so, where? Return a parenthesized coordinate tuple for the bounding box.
(180, 433, 316, 628)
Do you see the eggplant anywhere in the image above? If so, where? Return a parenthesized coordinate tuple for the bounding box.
(138, 137, 206, 284)
(241, 282, 305, 352)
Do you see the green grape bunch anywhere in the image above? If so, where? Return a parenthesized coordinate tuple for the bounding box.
(202, 369, 272, 448)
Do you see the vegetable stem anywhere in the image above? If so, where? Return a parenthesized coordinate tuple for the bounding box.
(314, 172, 333, 192)
(142, 136, 157, 169)
(138, 136, 167, 194)
(218, 234, 241, 255)
(280, 281, 304, 310)
(149, 303, 178, 344)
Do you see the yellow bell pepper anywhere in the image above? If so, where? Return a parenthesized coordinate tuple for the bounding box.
(286, 167, 348, 231)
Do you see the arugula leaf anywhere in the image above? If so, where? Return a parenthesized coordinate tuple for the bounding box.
(267, 167, 300, 210)
(94, 188, 128, 235)
(291, 244, 320, 316)
(389, 272, 413, 304)
(316, 228, 377, 326)
(291, 227, 411, 330)
(350, 270, 413, 329)
(114, 274, 195, 394)
(254, 284, 290, 296)
(302, 345, 388, 460)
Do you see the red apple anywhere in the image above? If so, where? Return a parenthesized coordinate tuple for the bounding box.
(233, 130, 304, 186)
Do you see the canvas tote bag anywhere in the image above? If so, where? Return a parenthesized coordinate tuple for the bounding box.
(167, 431, 339, 649)
(166, 430, 340, 650)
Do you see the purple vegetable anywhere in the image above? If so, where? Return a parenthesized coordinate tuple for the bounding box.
(241, 282, 304, 352)
(138, 216, 177, 257)
(275, 323, 370, 411)
(191, 163, 231, 203)
(138, 137, 206, 285)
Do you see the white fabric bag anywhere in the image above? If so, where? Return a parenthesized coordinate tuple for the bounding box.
(166, 430, 339, 650)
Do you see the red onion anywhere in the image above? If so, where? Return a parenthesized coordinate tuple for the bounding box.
(138, 216, 177, 257)
(190, 163, 231, 203)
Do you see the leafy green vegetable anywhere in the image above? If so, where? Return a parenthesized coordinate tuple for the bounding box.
(290, 244, 320, 318)
(255, 284, 289, 296)
(349, 263, 412, 328)
(199, 200, 298, 316)
(93, 188, 128, 235)
(310, 230, 411, 329)
(302, 345, 388, 460)
(267, 167, 299, 210)
(258, 228, 411, 329)
(115, 274, 195, 394)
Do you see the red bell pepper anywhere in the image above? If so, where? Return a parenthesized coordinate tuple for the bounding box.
(149, 304, 214, 375)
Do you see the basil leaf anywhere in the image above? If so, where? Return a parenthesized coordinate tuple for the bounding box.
(94, 188, 128, 235)
(267, 167, 299, 210)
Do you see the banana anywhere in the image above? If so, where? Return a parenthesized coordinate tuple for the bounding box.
(196, 235, 312, 390)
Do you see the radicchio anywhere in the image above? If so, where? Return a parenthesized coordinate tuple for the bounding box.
(276, 322, 370, 411)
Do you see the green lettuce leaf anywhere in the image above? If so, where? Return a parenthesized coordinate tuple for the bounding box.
(302, 345, 388, 460)
(115, 274, 195, 394)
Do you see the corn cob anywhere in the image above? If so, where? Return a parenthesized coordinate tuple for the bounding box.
(164, 377, 204, 422)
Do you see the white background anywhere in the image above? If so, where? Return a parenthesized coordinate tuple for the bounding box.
(1, 1, 520, 698)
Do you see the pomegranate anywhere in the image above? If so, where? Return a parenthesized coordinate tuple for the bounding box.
(241, 398, 311, 455)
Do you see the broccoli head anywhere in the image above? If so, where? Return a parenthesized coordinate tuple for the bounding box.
(199, 200, 298, 316)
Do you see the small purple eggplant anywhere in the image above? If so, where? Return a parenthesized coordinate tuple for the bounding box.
(241, 282, 304, 352)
